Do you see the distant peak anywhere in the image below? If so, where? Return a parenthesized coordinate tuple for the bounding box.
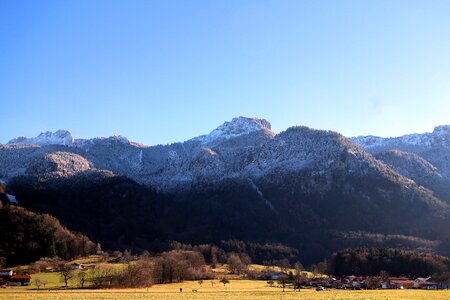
(216, 116, 272, 132)
(8, 130, 74, 146)
(192, 116, 274, 145)
(352, 124, 450, 149)
(433, 125, 450, 135)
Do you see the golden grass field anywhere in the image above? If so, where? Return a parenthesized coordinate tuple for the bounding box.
(3, 257, 450, 299)
(1, 280, 450, 300)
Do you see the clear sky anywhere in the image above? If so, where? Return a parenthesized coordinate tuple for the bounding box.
(1, 0, 449, 145)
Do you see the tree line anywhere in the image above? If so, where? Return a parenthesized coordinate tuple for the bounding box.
(328, 248, 450, 277)
(32, 250, 214, 288)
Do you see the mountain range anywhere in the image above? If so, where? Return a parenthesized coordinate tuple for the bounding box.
(2, 117, 450, 265)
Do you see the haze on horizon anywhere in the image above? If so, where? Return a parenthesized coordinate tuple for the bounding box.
(1, 0, 449, 145)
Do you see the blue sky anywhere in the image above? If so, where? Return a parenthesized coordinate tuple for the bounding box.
(1, 0, 449, 145)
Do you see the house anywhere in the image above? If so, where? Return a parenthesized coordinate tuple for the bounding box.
(414, 277, 438, 289)
(7, 275, 31, 286)
(382, 277, 414, 289)
(331, 279, 348, 289)
(340, 275, 365, 289)
(414, 277, 429, 288)
(70, 263, 85, 270)
(261, 271, 286, 280)
(312, 277, 334, 288)
(351, 279, 363, 289)
(0, 270, 15, 277)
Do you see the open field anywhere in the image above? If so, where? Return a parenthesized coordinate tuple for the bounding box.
(3, 257, 450, 299)
(1, 280, 450, 300)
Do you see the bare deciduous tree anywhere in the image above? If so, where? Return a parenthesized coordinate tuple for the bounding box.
(226, 254, 247, 274)
(276, 259, 291, 274)
(112, 260, 153, 288)
(78, 271, 87, 288)
(278, 275, 288, 292)
(34, 278, 43, 289)
(58, 264, 74, 287)
(88, 267, 114, 288)
(152, 250, 211, 284)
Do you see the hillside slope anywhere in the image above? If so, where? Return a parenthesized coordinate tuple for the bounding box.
(0, 184, 95, 266)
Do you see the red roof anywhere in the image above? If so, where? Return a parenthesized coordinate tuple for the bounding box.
(9, 275, 31, 281)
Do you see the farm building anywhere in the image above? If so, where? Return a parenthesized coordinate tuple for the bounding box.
(0, 270, 15, 277)
(7, 275, 31, 286)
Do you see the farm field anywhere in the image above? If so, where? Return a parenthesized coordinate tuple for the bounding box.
(1, 280, 450, 300)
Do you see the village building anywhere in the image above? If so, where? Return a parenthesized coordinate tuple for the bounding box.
(70, 263, 85, 270)
(382, 277, 414, 289)
(261, 271, 286, 280)
(413, 277, 438, 289)
(7, 275, 31, 286)
(0, 270, 15, 277)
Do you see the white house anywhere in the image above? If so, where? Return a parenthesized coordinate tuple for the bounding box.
(70, 263, 85, 270)
(0, 270, 15, 277)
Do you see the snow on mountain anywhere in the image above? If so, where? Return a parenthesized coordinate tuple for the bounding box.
(6, 194, 18, 204)
(74, 135, 136, 148)
(8, 130, 74, 146)
(26, 152, 94, 177)
(352, 125, 450, 150)
(353, 125, 450, 179)
(191, 116, 275, 145)
(375, 150, 442, 180)
(0, 178, 18, 204)
(3, 118, 450, 192)
(432, 125, 450, 145)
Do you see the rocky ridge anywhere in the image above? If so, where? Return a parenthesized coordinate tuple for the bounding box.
(3, 117, 450, 194)
(353, 125, 450, 179)
(8, 130, 74, 146)
(4, 117, 450, 264)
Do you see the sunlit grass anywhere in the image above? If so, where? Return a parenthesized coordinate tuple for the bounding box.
(3, 256, 450, 299)
(1, 280, 450, 300)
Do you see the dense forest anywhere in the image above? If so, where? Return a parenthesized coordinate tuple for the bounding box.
(329, 248, 450, 277)
(5, 178, 450, 278)
(0, 203, 95, 267)
(3, 175, 302, 266)
(7, 175, 284, 257)
(7, 172, 450, 267)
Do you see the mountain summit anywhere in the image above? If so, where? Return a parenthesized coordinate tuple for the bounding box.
(192, 116, 275, 145)
(8, 130, 74, 146)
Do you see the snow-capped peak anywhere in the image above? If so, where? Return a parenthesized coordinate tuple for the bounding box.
(8, 130, 74, 146)
(352, 124, 450, 149)
(433, 125, 450, 136)
(192, 117, 274, 145)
